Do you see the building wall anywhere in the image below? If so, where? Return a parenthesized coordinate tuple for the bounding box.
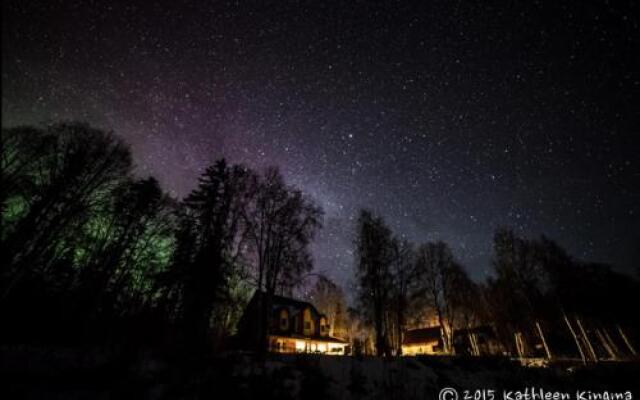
(319, 316, 328, 337)
(302, 308, 315, 336)
(279, 309, 289, 331)
(269, 335, 346, 355)
(402, 341, 441, 355)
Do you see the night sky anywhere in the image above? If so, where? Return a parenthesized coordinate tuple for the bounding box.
(2, 1, 639, 286)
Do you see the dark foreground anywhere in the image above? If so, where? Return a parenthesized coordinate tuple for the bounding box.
(2, 347, 639, 400)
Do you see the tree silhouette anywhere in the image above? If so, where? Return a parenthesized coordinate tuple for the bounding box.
(414, 241, 474, 354)
(244, 167, 322, 351)
(306, 275, 348, 338)
(75, 177, 174, 323)
(389, 238, 415, 355)
(3, 121, 638, 364)
(159, 159, 254, 351)
(1, 123, 132, 300)
(354, 209, 394, 356)
(0, 122, 176, 345)
(484, 228, 640, 359)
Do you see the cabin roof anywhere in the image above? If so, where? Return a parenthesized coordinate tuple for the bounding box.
(403, 327, 442, 345)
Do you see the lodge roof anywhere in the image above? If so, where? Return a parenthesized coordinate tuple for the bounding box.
(403, 327, 442, 345)
(270, 293, 317, 311)
(252, 291, 327, 319)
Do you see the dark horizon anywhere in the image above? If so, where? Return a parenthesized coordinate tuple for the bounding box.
(3, 0, 639, 285)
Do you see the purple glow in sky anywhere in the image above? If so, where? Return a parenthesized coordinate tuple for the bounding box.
(3, 0, 639, 286)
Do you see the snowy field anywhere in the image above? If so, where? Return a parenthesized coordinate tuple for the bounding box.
(2, 347, 639, 399)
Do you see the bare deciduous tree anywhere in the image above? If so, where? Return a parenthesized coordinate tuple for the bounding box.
(245, 168, 322, 351)
(414, 241, 472, 354)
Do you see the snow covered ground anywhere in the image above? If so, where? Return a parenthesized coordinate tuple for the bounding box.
(2, 347, 639, 399)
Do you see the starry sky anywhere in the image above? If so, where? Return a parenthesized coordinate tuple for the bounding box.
(2, 0, 639, 286)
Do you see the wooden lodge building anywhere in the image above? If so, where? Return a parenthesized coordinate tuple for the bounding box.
(236, 291, 349, 355)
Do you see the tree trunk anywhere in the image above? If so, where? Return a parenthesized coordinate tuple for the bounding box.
(374, 300, 386, 356)
(563, 313, 586, 364)
(535, 321, 553, 360)
(396, 298, 404, 356)
(603, 327, 621, 356)
(617, 325, 637, 356)
(468, 332, 480, 356)
(596, 329, 616, 360)
(576, 317, 597, 362)
(473, 333, 481, 356)
(514, 331, 525, 358)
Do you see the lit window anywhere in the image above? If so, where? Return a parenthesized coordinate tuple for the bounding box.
(279, 309, 288, 330)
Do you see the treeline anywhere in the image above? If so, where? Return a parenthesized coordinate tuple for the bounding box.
(0, 122, 321, 353)
(353, 210, 640, 360)
(2, 122, 638, 362)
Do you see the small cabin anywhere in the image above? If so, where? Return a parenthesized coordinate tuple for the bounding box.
(402, 325, 501, 356)
(453, 325, 501, 356)
(402, 326, 443, 355)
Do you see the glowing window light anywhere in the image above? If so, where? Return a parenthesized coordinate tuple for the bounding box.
(327, 342, 346, 354)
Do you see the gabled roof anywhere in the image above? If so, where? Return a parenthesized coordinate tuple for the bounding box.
(251, 291, 325, 319)
(403, 327, 442, 345)
(270, 293, 315, 309)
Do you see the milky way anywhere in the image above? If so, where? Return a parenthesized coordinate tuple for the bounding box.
(3, 1, 639, 286)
